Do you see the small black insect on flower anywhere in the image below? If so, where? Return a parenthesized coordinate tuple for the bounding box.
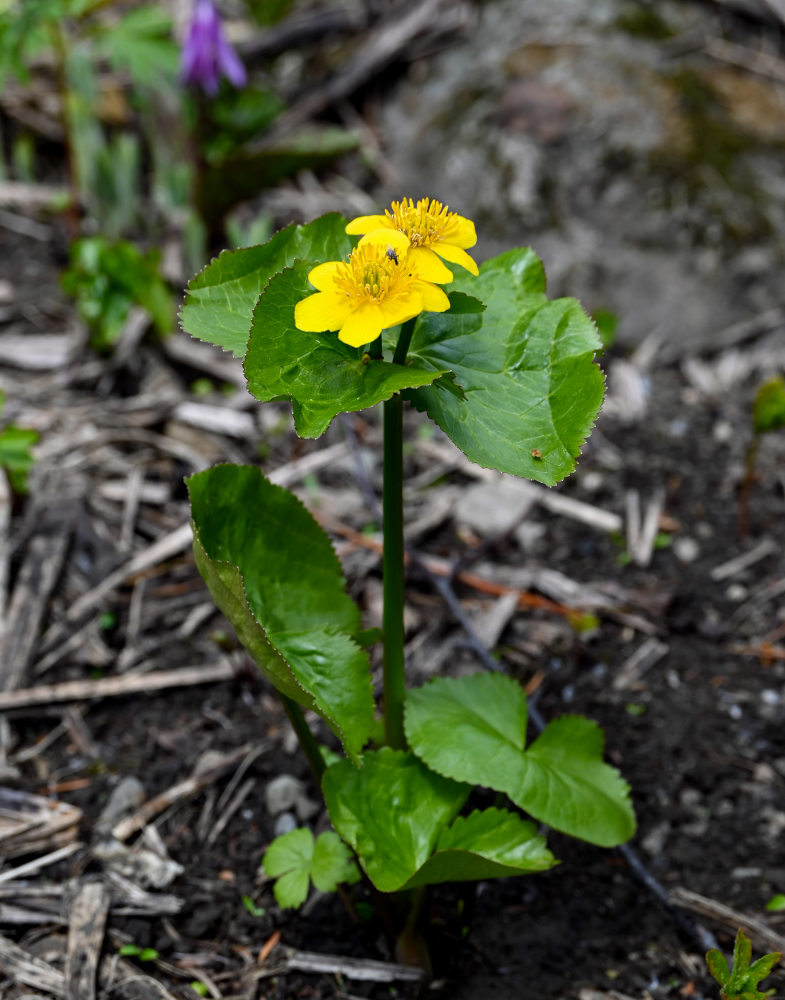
(385, 246, 399, 265)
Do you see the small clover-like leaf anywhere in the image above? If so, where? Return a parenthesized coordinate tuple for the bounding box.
(405, 673, 635, 847)
(311, 831, 361, 893)
(406, 248, 604, 485)
(188, 464, 375, 762)
(262, 828, 359, 909)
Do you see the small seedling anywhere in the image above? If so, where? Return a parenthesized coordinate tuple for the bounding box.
(0, 391, 38, 495)
(240, 894, 266, 918)
(118, 943, 159, 962)
(739, 374, 785, 535)
(706, 928, 781, 1000)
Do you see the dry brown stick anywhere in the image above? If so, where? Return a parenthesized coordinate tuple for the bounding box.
(670, 887, 785, 954)
(0, 933, 66, 997)
(0, 660, 240, 713)
(0, 514, 73, 691)
(284, 948, 426, 983)
(326, 516, 585, 619)
(37, 521, 193, 656)
(65, 881, 111, 1000)
(112, 742, 261, 842)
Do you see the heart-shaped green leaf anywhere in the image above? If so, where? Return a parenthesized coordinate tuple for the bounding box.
(405, 673, 635, 847)
(243, 263, 450, 437)
(262, 828, 360, 909)
(179, 213, 354, 357)
(322, 748, 469, 892)
(406, 248, 604, 485)
(403, 808, 557, 889)
(188, 464, 374, 762)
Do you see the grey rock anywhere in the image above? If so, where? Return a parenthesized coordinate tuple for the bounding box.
(265, 774, 307, 816)
(454, 479, 535, 537)
(273, 811, 298, 837)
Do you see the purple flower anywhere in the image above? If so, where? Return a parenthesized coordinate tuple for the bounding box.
(181, 0, 247, 96)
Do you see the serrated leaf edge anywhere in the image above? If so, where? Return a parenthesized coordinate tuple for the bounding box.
(189, 463, 374, 762)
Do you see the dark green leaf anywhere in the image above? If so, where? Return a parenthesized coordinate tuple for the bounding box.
(188, 464, 374, 761)
(322, 748, 469, 892)
(406, 248, 604, 485)
(243, 264, 449, 437)
(180, 213, 354, 357)
(405, 673, 635, 847)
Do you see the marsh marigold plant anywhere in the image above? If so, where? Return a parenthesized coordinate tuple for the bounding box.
(181, 195, 633, 937)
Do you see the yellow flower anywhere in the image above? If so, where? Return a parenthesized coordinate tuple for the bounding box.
(345, 197, 478, 283)
(294, 230, 450, 349)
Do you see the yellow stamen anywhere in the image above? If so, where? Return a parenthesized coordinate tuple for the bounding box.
(386, 197, 452, 248)
(333, 243, 411, 303)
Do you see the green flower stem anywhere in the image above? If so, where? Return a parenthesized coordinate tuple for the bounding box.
(279, 694, 326, 782)
(381, 318, 415, 749)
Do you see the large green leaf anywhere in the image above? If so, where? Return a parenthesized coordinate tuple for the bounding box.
(243, 263, 450, 437)
(406, 248, 604, 485)
(179, 213, 354, 356)
(322, 749, 469, 892)
(188, 464, 374, 762)
(403, 808, 557, 889)
(404, 673, 635, 847)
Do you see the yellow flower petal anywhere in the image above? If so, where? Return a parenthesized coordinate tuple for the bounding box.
(415, 280, 451, 313)
(307, 260, 343, 291)
(294, 291, 351, 332)
(443, 214, 477, 249)
(345, 214, 393, 235)
(379, 288, 425, 329)
(338, 305, 384, 347)
(358, 229, 410, 256)
(408, 246, 454, 284)
(432, 242, 479, 276)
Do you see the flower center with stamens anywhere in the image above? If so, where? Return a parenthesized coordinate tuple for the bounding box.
(334, 243, 409, 302)
(386, 197, 451, 248)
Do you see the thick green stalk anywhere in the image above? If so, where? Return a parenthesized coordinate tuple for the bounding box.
(381, 318, 415, 749)
(279, 694, 326, 782)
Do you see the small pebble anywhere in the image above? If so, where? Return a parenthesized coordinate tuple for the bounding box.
(712, 420, 733, 444)
(581, 470, 604, 493)
(760, 689, 780, 706)
(726, 583, 748, 601)
(673, 537, 700, 563)
(265, 774, 306, 816)
(728, 703, 742, 720)
(273, 811, 298, 837)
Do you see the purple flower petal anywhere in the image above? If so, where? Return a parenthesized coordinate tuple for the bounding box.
(181, 0, 246, 95)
